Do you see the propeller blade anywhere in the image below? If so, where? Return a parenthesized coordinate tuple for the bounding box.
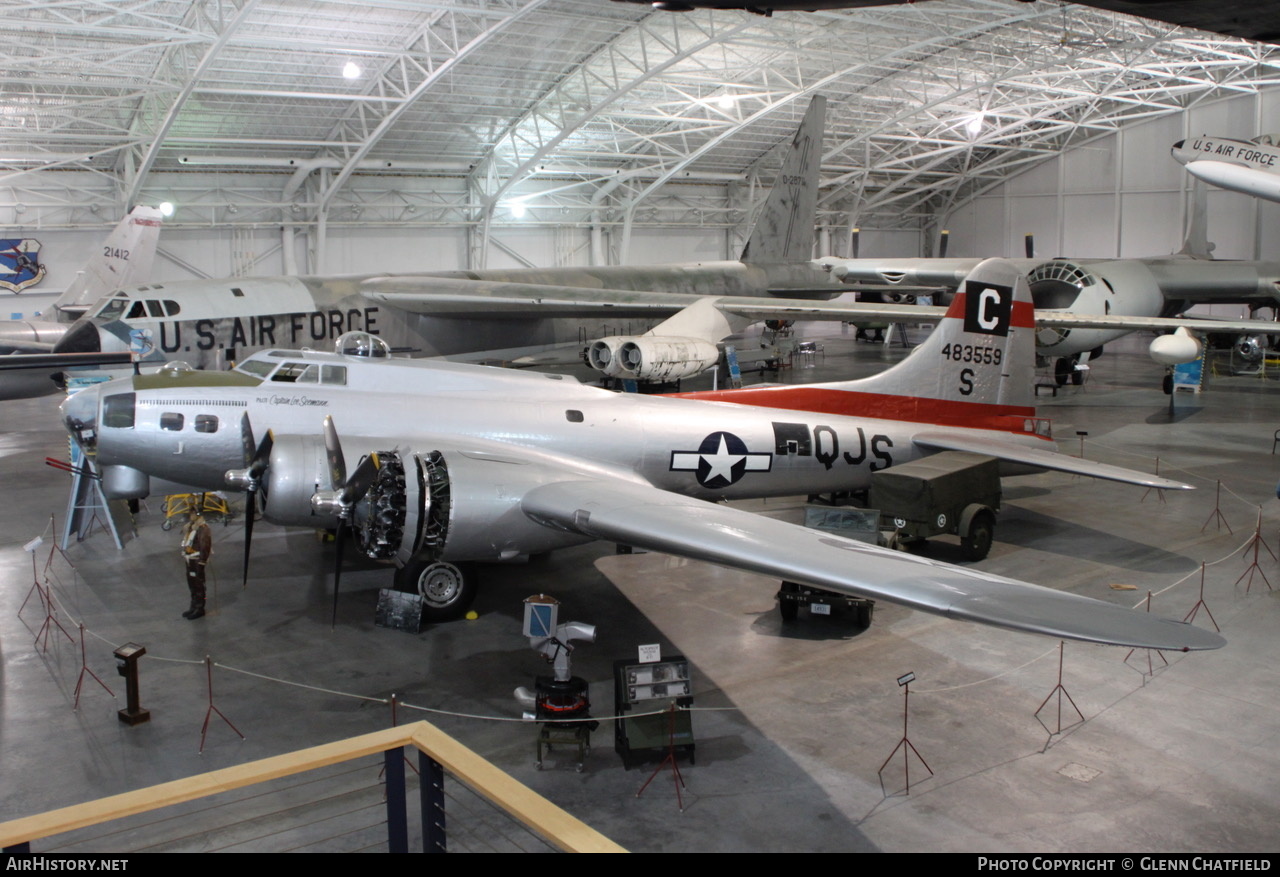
(322, 415, 345, 491)
(849, 227, 860, 259)
(1024, 232, 1035, 259)
(341, 453, 381, 505)
(239, 423, 273, 589)
(332, 518, 345, 630)
(938, 229, 949, 259)
(242, 490, 256, 589)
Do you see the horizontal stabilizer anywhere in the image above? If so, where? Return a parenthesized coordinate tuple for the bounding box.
(912, 432, 1193, 491)
(521, 479, 1222, 650)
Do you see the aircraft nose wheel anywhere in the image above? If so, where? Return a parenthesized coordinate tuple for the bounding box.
(394, 559, 478, 622)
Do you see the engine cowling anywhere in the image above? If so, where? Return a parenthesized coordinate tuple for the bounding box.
(250, 439, 597, 564)
(257, 434, 334, 527)
(586, 337, 627, 377)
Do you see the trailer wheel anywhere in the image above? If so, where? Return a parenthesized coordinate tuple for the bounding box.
(961, 510, 995, 561)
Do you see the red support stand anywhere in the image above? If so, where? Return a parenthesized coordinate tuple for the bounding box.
(1236, 507, 1274, 594)
(72, 623, 115, 710)
(636, 704, 689, 811)
(198, 656, 245, 754)
(877, 680, 933, 796)
(1140, 458, 1166, 504)
(1183, 562, 1220, 633)
(1200, 481, 1232, 534)
(1034, 642, 1084, 736)
(33, 574, 73, 652)
(1125, 592, 1169, 677)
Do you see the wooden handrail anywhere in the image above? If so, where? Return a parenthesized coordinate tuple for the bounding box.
(0, 720, 625, 853)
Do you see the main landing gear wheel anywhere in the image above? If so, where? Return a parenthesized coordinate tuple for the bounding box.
(395, 559, 478, 622)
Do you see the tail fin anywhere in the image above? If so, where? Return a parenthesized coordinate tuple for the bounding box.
(53, 205, 164, 316)
(1178, 179, 1214, 258)
(842, 258, 1035, 415)
(741, 96, 824, 264)
(675, 259, 1037, 425)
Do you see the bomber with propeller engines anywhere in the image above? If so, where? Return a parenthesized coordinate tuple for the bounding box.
(59, 258, 1222, 653)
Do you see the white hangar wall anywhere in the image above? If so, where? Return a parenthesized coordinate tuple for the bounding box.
(944, 89, 1280, 262)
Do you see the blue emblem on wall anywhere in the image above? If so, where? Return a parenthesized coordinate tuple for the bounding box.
(0, 239, 46, 292)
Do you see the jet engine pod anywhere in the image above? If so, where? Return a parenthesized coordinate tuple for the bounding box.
(616, 336, 720, 383)
(1149, 328, 1203, 366)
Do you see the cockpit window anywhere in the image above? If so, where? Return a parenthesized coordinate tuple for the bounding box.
(102, 393, 136, 429)
(163, 300, 180, 316)
(321, 365, 346, 385)
(95, 298, 128, 321)
(270, 362, 310, 382)
(126, 301, 146, 320)
(146, 300, 164, 318)
(236, 360, 275, 378)
(295, 364, 319, 383)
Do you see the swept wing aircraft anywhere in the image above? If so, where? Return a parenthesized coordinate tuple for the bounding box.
(50, 98, 841, 384)
(59, 258, 1222, 652)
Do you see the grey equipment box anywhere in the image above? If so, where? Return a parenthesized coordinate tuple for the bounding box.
(869, 450, 1002, 560)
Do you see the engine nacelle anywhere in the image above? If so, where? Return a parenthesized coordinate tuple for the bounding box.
(1149, 328, 1203, 366)
(346, 449, 594, 566)
(257, 434, 335, 527)
(613, 336, 720, 382)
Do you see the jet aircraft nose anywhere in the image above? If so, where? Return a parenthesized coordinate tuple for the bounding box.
(61, 385, 99, 452)
(53, 318, 102, 355)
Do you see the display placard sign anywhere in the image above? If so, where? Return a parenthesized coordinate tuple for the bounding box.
(637, 643, 661, 664)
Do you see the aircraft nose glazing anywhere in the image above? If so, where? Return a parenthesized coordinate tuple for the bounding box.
(61, 387, 99, 452)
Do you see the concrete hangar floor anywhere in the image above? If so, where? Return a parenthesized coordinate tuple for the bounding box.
(0, 324, 1277, 854)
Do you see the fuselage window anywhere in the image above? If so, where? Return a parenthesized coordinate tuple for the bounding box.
(194, 415, 219, 434)
(320, 365, 347, 385)
(231, 288, 245, 297)
(565, 410, 584, 423)
(102, 393, 136, 429)
(160, 413, 184, 431)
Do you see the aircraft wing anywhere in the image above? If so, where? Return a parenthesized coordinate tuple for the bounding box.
(362, 276, 705, 318)
(0, 351, 134, 371)
(520, 478, 1222, 650)
(911, 432, 1192, 491)
(364, 274, 1279, 338)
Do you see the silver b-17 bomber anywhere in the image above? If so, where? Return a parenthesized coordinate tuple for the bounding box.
(60, 258, 1223, 653)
